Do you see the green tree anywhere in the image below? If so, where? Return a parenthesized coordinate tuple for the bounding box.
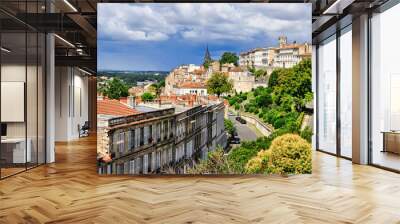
(224, 119, 236, 136)
(103, 78, 129, 100)
(206, 72, 233, 98)
(219, 52, 239, 66)
(254, 69, 267, 77)
(150, 80, 165, 98)
(141, 92, 155, 101)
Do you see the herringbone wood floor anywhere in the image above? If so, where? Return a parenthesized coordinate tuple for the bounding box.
(1, 136, 400, 224)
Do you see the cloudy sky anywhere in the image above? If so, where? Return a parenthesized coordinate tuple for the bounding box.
(98, 3, 311, 71)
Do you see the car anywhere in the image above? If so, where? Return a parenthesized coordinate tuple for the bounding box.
(235, 116, 247, 124)
(230, 137, 241, 144)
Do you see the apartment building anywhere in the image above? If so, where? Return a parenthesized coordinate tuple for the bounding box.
(97, 102, 226, 174)
(239, 48, 269, 68)
(239, 36, 311, 69)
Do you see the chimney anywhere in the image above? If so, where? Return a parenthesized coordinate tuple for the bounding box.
(128, 95, 136, 108)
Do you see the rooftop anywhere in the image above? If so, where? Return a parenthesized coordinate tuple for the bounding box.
(97, 99, 139, 117)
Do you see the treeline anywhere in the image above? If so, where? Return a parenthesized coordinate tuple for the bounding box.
(98, 71, 168, 86)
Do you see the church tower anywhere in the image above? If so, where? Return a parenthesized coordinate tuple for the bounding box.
(203, 45, 212, 65)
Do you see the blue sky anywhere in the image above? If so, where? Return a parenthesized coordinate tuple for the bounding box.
(98, 3, 311, 71)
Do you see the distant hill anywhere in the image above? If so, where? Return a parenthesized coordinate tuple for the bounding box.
(98, 70, 169, 86)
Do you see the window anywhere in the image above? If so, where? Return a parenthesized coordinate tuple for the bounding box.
(370, 4, 400, 171)
(317, 35, 337, 154)
(339, 26, 352, 158)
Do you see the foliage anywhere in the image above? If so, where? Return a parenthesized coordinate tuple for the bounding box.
(300, 126, 313, 143)
(141, 92, 155, 101)
(150, 80, 165, 97)
(227, 136, 273, 173)
(101, 78, 129, 100)
(245, 150, 273, 174)
(268, 134, 312, 174)
(254, 69, 267, 77)
(203, 60, 211, 69)
(219, 52, 239, 66)
(206, 72, 233, 98)
(224, 119, 236, 136)
(228, 59, 312, 133)
(98, 71, 168, 87)
(188, 147, 233, 174)
(245, 134, 312, 174)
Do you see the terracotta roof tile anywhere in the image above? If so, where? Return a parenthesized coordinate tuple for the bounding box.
(97, 99, 139, 116)
(179, 82, 206, 89)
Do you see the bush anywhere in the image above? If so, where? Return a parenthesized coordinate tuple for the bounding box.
(269, 134, 312, 174)
(300, 126, 313, 143)
(245, 134, 312, 174)
(234, 104, 240, 110)
(141, 92, 155, 101)
(228, 145, 259, 173)
(188, 147, 233, 174)
(245, 150, 274, 174)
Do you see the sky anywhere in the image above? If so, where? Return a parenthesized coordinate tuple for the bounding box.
(97, 3, 311, 71)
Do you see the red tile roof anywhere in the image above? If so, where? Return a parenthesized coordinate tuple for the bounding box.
(179, 82, 206, 89)
(97, 99, 139, 116)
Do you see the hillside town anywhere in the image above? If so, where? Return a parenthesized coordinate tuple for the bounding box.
(96, 35, 312, 174)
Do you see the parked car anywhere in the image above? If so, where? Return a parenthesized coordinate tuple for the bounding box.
(235, 116, 247, 124)
(230, 136, 241, 144)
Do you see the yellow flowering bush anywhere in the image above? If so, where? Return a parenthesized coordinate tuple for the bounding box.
(245, 134, 312, 174)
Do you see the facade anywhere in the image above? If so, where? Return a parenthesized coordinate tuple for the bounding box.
(239, 48, 269, 68)
(97, 102, 226, 174)
(228, 68, 255, 93)
(239, 36, 312, 70)
(164, 64, 207, 96)
(273, 42, 312, 68)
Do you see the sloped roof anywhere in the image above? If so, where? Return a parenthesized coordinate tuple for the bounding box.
(179, 82, 207, 89)
(97, 99, 139, 116)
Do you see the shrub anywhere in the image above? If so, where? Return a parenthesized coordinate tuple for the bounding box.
(234, 104, 240, 110)
(245, 150, 271, 174)
(141, 92, 155, 101)
(300, 126, 313, 143)
(188, 147, 232, 174)
(269, 134, 312, 174)
(245, 134, 312, 174)
(228, 145, 259, 173)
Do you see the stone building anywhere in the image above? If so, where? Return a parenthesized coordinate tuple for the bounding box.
(97, 102, 226, 175)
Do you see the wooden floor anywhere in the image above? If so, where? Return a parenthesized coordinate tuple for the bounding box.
(1, 136, 400, 223)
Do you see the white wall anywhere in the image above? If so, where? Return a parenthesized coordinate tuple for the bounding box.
(55, 67, 89, 141)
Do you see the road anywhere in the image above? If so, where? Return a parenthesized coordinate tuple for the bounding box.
(228, 114, 260, 142)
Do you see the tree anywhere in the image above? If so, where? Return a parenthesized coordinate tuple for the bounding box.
(206, 72, 233, 98)
(219, 52, 239, 66)
(150, 80, 165, 98)
(141, 92, 155, 101)
(224, 119, 236, 136)
(103, 78, 129, 100)
(254, 69, 267, 78)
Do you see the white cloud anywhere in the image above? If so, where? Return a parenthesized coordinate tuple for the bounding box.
(98, 3, 311, 43)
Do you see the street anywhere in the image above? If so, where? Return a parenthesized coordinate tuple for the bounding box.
(228, 114, 260, 142)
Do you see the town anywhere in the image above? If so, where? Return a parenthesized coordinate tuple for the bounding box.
(96, 36, 312, 174)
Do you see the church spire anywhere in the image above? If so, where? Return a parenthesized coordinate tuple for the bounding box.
(204, 44, 212, 65)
